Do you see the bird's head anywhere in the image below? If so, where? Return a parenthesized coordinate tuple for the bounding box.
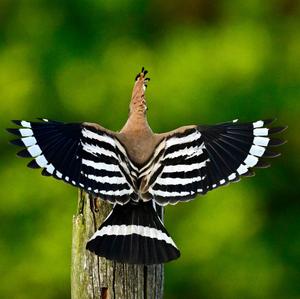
(129, 67, 150, 116)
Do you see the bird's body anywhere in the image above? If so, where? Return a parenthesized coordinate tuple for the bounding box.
(7, 68, 287, 265)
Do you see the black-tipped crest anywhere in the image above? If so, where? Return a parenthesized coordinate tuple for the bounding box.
(135, 67, 150, 81)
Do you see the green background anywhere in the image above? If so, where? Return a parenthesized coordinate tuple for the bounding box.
(0, 1, 299, 298)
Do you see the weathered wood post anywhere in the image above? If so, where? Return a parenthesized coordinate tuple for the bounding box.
(71, 190, 164, 299)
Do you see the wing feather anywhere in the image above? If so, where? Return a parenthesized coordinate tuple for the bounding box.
(8, 119, 137, 204)
(142, 120, 286, 205)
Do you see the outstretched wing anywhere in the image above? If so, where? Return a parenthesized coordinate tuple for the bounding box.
(7, 119, 138, 204)
(142, 119, 287, 205)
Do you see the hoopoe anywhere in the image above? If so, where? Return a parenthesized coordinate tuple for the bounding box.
(7, 67, 287, 265)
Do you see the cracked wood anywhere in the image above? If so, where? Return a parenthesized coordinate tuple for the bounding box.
(71, 190, 164, 299)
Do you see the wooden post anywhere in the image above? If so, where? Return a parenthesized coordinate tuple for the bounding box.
(71, 190, 164, 299)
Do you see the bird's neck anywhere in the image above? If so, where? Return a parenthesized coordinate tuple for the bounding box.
(121, 111, 152, 135)
(121, 74, 152, 135)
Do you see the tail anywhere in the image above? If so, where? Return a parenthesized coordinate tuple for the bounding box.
(86, 201, 180, 265)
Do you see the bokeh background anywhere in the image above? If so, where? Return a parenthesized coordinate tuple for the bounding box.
(0, 1, 299, 298)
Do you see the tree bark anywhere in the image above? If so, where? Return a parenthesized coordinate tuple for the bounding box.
(71, 190, 164, 299)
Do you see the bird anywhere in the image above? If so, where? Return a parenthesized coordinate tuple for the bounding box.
(7, 67, 287, 265)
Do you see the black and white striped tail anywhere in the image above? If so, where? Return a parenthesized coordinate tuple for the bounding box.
(86, 201, 180, 264)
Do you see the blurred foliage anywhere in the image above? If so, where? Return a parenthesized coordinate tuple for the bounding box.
(0, 0, 299, 298)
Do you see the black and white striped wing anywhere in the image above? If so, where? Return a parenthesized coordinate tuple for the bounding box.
(7, 119, 138, 204)
(144, 119, 286, 205)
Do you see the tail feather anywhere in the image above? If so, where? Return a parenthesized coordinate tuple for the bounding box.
(86, 201, 180, 264)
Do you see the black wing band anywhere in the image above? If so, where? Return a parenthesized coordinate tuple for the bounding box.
(7, 119, 137, 204)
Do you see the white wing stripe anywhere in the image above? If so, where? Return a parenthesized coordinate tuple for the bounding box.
(83, 128, 138, 175)
(82, 159, 119, 172)
(249, 145, 266, 157)
(150, 188, 190, 197)
(222, 126, 272, 184)
(253, 120, 264, 128)
(21, 136, 37, 147)
(82, 142, 118, 159)
(237, 164, 248, 175)
(244, 155, 258, 167)
(101, 188, 133, 196)
(27, 144, 42, 157)
(254, 128, 269, 136)
(82, 173, 127, 184)
(20, 121, 32, 128)
(157, 175, 206, 185)
(228, 173, 237, 180)
(164, 146, 204, 159)
(56, 170, 63, 178)
(35, 155, 48, 167)
(20, 128, 33, 137)
(82, 128, 116, 147)
(165, 131, 201, 148)
(253, 136, 269, 146)
(163, 160, 209, 173)
(46, 163, 55, 174)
